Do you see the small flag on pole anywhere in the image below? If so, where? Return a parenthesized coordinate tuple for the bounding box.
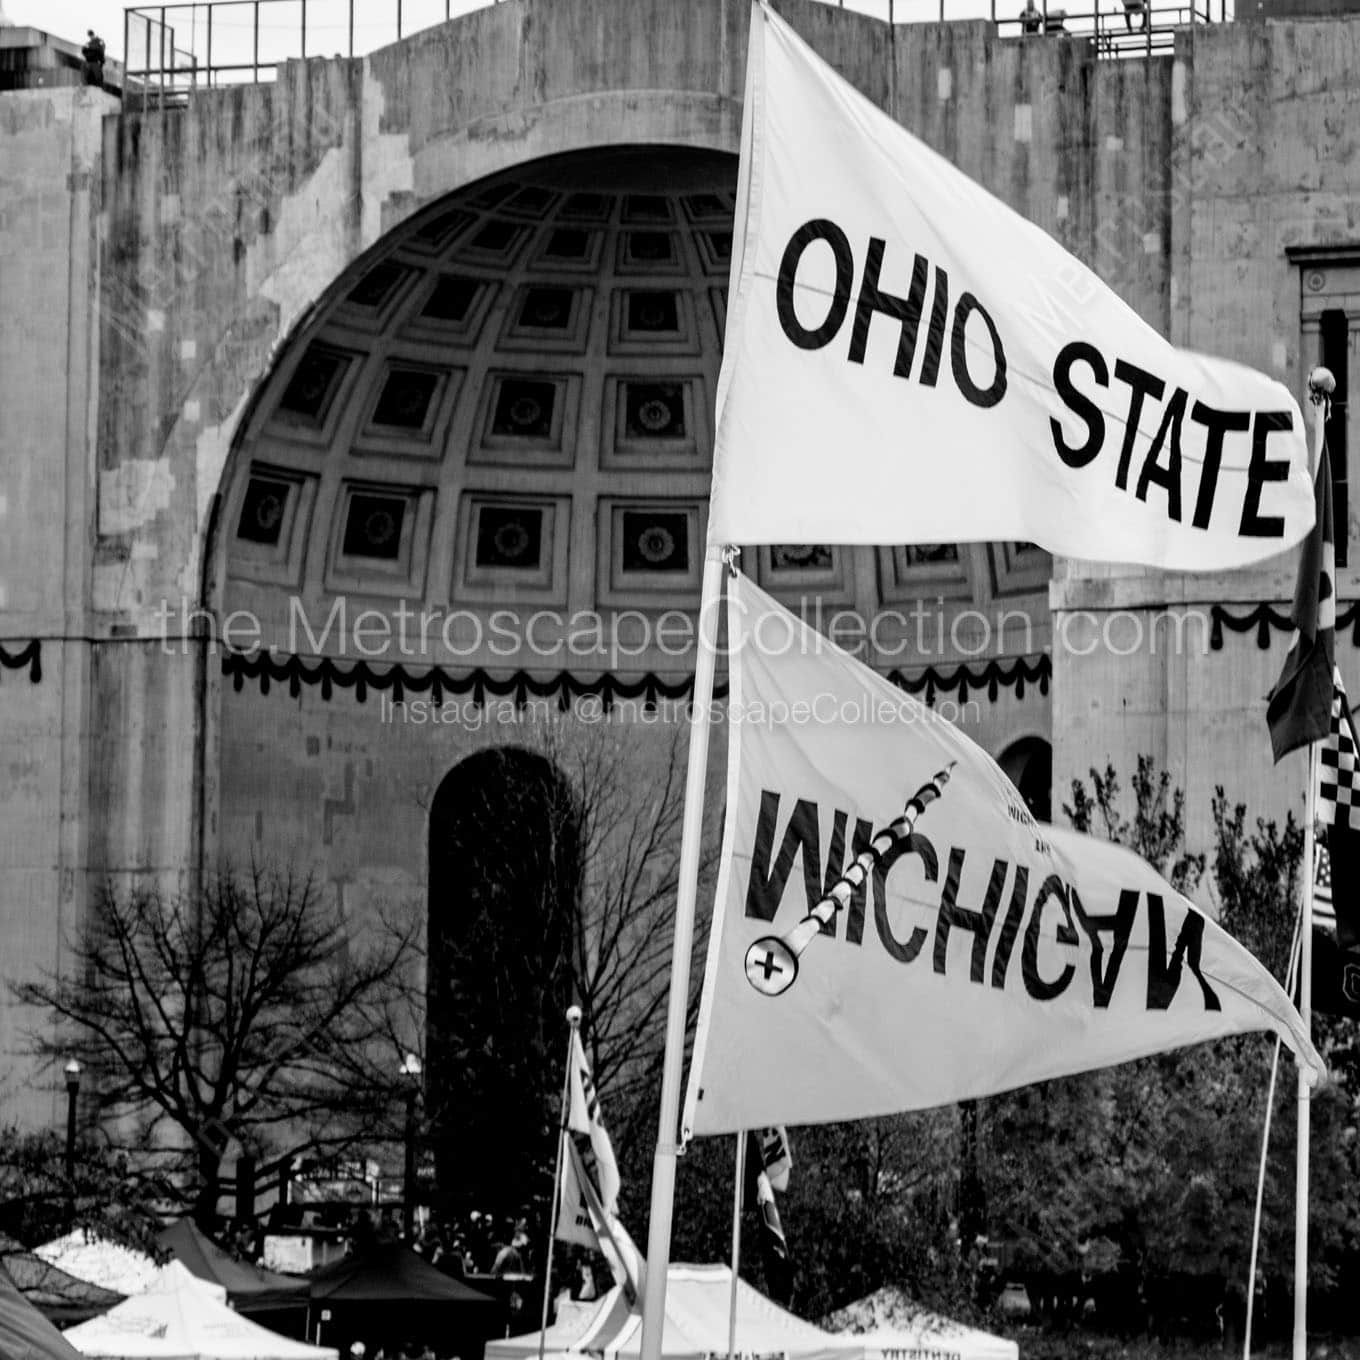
(1268, 444, 1338, 762)
(744, 1129, 793, 1305)
(555, 1028, 644, 1302)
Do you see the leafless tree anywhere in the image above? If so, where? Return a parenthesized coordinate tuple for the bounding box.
(13, 866, 419, 1226)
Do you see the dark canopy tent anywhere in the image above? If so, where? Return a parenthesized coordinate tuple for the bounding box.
(0, 1236, 123, 1326)
(0, 1262, 87, 1360)
(307, 1244, 499, 1359)
(156, 1218, 309, 1321)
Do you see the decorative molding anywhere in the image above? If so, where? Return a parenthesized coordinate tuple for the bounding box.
(1210, 601, 1360, 649)
(0, 641, 42, 683)
(220, 648, 1052, 709)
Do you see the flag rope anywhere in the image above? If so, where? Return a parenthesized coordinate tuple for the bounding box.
(728, 1133, 746, 1360)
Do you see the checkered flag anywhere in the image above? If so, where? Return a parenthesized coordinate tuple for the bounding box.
(1318, 667, 1360, 830)
(1315, 667, 1360, 959)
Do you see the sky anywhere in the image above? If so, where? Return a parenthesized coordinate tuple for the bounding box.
(2, 0, 924, 65)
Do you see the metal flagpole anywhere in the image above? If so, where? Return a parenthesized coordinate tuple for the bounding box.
(639, 543, 730, 1360)
(1244, 909, 1304, 1360)
(1293, 744, 1316, 1360)
(728, 1134, 747, 1360)
(1292, 373, 1332, 1360)
(539, 1005, 582, 1360)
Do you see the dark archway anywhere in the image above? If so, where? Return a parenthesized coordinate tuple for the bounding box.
(998, 737, 1053, 823)
(426, 748, 581, 1224)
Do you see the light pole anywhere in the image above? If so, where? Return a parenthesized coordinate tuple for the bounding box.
(400, 1052, 422, 1243)
(63, 1058, 81, 1179)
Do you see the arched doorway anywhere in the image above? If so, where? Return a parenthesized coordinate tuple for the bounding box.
(998, 737, 1053, 823)
(426, 748, 581, 1222)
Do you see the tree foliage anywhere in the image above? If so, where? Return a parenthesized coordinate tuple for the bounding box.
(13, 867, 418, 1225)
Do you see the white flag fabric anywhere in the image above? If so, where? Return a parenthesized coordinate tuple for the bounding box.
(557, 1138, 646, 1305)
(707, 3, 1313, 569)
(682, 575, 1323, 1135)
(566, 1029, 621, 1213)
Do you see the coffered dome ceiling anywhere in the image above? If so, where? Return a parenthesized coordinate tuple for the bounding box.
(219, 145, 1050, 668)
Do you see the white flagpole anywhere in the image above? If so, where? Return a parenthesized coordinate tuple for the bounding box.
(1293, 742, 1316, 1360)
(1292, 372, 1332, 1360)
(1244, 910, 1303, 1360)
(728, 1133, 746, 1360)
(640, 544, 729, 1360)
(539, 1005, 582, 1360)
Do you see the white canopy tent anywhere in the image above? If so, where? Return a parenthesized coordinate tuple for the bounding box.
(35, 1233, 160, 1296)
(487, 1264, 851, 1360)
(823, 1287, 1018, 1360)
(63, 1262, 339, 1360)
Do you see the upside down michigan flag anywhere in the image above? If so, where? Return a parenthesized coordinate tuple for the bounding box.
(682, 575, 1323, 1135)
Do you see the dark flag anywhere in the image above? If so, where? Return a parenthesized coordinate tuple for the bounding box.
(744, 1129, 792, 1305)
(1268, 444, 1337, 762)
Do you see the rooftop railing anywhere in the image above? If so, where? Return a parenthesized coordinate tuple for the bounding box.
(121, 0, 1233, 108)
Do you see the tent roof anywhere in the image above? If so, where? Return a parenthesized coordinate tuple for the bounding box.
(155, 1221, 307, 1311)
(0, 1235, 125, 1325)
(0, 1261, 89, 1360)
(822, 1286, 1019, 1360)
(307, 1243, 497, 1306)
(486, 1264, 850, 1360)
(34, 1233, 161, 1296)
(63, 1261, 340, 1360)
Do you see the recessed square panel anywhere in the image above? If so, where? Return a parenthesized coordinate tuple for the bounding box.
(237, 476, 293, 546)
(628, 291, 679, 333)
(600, 500, 703, 603)
(603, 375, 703, 467)
(371, 367, 441, 430)
(474, 504, 545, 570)
(409, 206, 474, 253)
(276, 344, 353, 425)
(422, 275, 480, 323)
(753, 543, 853, 606)
(403, 274, 496, 344)
(683, 192, 731, 222)
(461, 219, 528, 265)
(328, 483, 432, 597)
(618, 230, 683, 275)
(545, 228, 592, 260)
(878, 543, 972, 602)
(468, 180, 518, 209)
(456, 494, 569, 604)
(343, 492, 407, 560)
(229, 464, 316, 587)
(991, 541, 1053, 596)
(622, 194, 673, 223)
(493, 378, 556, 438)
(499, 285, 592, 352)
(709, 287, 729, 349)
(345, 261, 409, 310)
(771, 545, 833, 572)
(624, 382, 685, 439)
(473, 373, 578, 468)
(504, 185, 559, 218)
(696, 228, 734, 274)
(558, 192, 613, 222)
(621, 510, 690, 573)
(354, 361, 460, 458)
(610, 289, 698, 356)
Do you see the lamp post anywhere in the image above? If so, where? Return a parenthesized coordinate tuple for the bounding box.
(63, 1058, 81, 1179)
(400, 1052, 422, 1243)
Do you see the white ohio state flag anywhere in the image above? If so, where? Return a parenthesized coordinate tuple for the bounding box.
(682, 576, 1322, 1135)
(706, 3, 1313, 569)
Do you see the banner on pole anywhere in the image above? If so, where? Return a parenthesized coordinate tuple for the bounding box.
(707, 3, 1313, 569)
(682, 576, 1324, 1135)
